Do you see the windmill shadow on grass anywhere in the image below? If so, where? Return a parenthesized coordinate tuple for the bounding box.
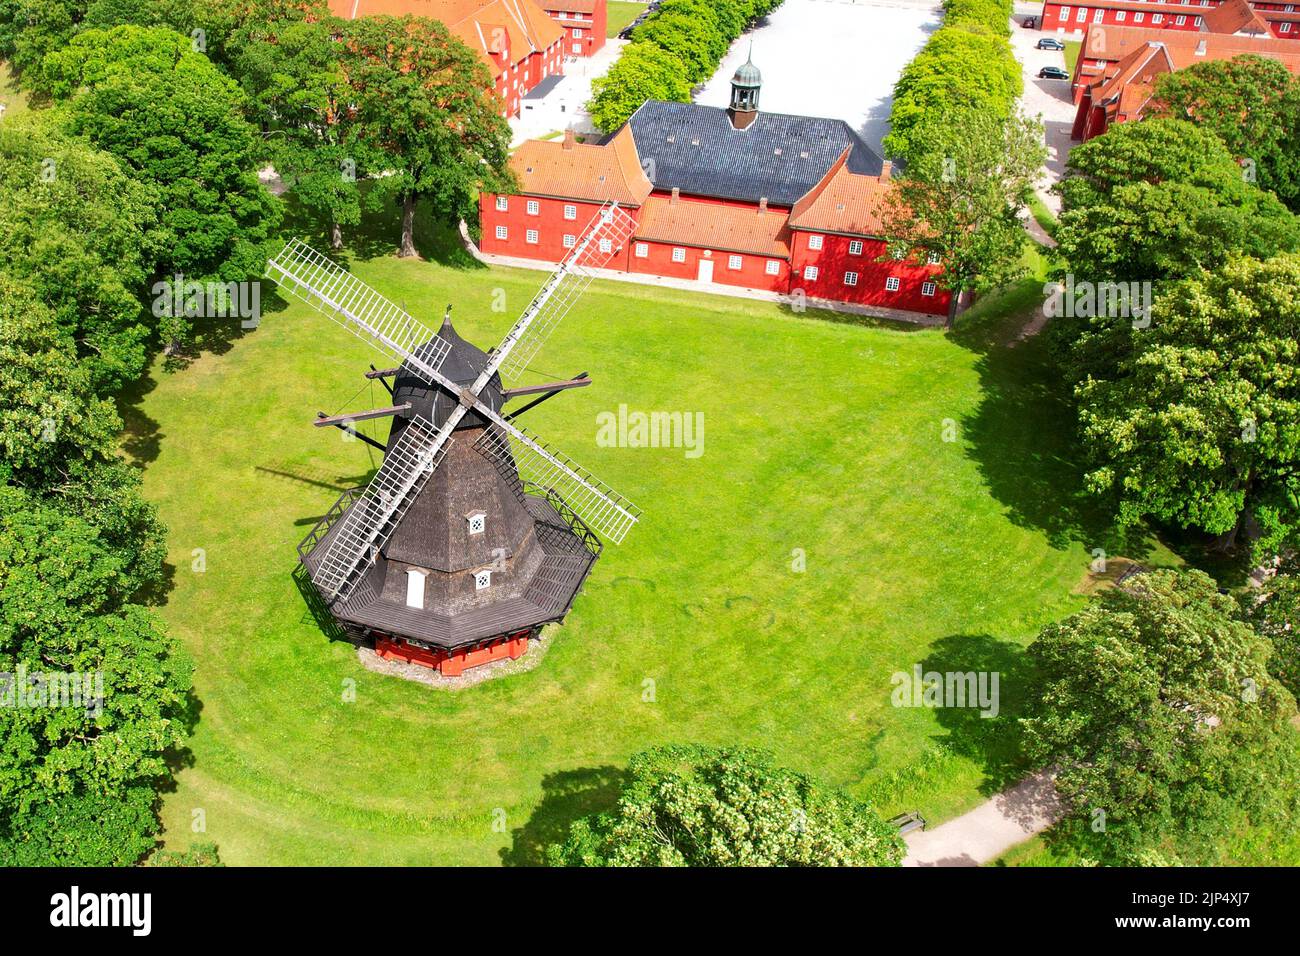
(918, 634, 1036, 800)
(500, 765, 630, 867)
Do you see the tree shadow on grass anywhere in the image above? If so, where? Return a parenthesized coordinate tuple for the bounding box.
(920, 633, 1037, 797)
(500, 765, 630, 867)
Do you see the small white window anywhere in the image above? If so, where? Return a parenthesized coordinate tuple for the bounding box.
(927, 251, 941, 265)
(1194, 15, 1202, 25)
(803, 265, 819, 281)
(765, 260, 781, 275)
(526, 229, 539, 244)
(526, 200, 539, 215)
(1060, 6, 1070, 16)
(495, 196, 508, 212)
(564, 204, 577, 220)
(1094, 9, 1105, 23)
(1152, 13, 1163, 23)
(922, 281, 936, 297)
(1285, 22, 1294, 32)
(405, 569, 427, 609)
(563, 234, 576, 248)
(844, 271, 858, 286)
(467, 512, 486, 535)
(848, 240, 863, 255)
(672, 247, 686, 263)
(885, 277, 900, 292)
(1174, 14, 1185, 24)
(1076, 8, 1086, 21)
(574, 28, 583, 37)
(1134, 11, 1144, 21)
(728, 254, 742, 270)
(1116, 10, 1126, 20)
(807, 234, 824, 250)
(635, 242, 649, 258)
(495, 225, 508, 240)
(474, 569, 492, 591)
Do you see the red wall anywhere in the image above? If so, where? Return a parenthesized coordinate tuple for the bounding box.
(545, 4, 607, 56)
(1039, 1, 1210, 33)
(479, 193, 631, 268)
(789, 231, 950, 315)
(490, 39, 564, 117)
(627, 239, 791, 292)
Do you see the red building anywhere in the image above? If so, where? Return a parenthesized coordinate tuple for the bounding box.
(1068, 3, 1300, 140)
(1036, 0, 1300, 39)
(328, 0, 567, 117)
(540, 0, 607, 57)
(479, 58, 950, 318)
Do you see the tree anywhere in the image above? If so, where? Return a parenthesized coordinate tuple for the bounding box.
(881, 107, 1044, 326)
(1022, 570, 1300, 865)
(0, 114, 158, 393)
(882, 24, 1022, 168)
(1054, 119, 1299, 285)
(631, 11, 724, 83)
(0, 0, 89, 91)
(1147, 54, 1300, 212)
(43, 24, 280, 331)
(1241, 561, 1300, 700)
(1074, 254, 1300, 554)
(341, 15, 514, 258)
(588, 41, 692, 133)
(942, 0, 1013, 35)
(548, 745, 904, 866)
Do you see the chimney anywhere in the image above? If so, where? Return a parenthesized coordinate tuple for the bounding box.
(562, 127, 576, 150)
(671, 186, 680, 204)
(880, 160, 892, 182)
(758, 197, 768, 213)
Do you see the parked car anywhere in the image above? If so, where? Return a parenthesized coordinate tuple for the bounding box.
(1038, 66, 1070, 79)
(1022, 15, 1037, 28)
(1037, 37, 1065, 50)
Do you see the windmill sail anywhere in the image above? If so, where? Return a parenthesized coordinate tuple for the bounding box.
(266, 238, 452, 382)
(493, 203, 637, 386)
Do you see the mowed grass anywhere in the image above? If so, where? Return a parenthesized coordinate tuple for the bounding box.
(129, 222, 1106, 865)
(606, 1, 647, 37)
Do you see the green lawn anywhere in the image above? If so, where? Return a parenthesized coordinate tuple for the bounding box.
(1064, 40, 1081, 76)
(129, 212, 1131, 865)
(606, 1, 646, 37)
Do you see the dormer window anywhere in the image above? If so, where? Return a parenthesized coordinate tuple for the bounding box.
(405, 569, 427, 609)
(467, 512, 486, 535)
(474, 569, 492, 591)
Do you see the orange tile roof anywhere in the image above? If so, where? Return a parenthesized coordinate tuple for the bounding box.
(787, 149, 891, 238)
(634, 195, 793, 257)
(539, 0, 598, 11)
(1080, 22, 1300, 67)
(1202, 0, 1271, 36)
(509, 127, 653, 205)
(329, 0, 565, 77)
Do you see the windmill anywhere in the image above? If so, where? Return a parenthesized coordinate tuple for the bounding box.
(266, 202, 640, 676)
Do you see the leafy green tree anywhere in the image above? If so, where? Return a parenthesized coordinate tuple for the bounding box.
(341, 15, 513, 258)
(1241, 562, 1300, 699)
(548, 745, 904, 866)
(588, 41, 692, 133)
(1023, 569, 1300, 865)
(1074, 254, 1300, 554)
(631, 11, 721, 83)
(0, 114, 158, 392)
(44, 23, 280, 330)
(942, 0, 1013, 34)
(0, 0, 88, 90)
(883, 24, 1021, 168)
(882, 107, 1044, 326)
(1148, 55, 1300, 212)
(1054, 119, 1299, 284)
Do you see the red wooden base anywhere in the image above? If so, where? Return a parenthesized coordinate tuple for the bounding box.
(374, 633, 530, 676)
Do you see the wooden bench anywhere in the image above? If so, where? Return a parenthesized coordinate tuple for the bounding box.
(889, 811, 927, 835)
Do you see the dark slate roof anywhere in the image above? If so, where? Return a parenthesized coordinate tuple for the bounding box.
(524, 74, 564, 100)
(624, 100, 884, 207)
(388, 315, 503, 440)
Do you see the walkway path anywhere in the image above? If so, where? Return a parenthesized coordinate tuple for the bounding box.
(902, 769, 1063, 866)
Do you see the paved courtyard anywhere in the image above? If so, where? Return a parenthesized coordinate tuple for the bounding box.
(1010, 3, 1078, 213)
(695, 0, 943, 153)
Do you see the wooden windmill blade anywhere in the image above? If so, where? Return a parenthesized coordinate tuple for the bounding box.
(266, 238, 453, 383)
(492, 202, 637, 386)
(308, 412, 453, 601)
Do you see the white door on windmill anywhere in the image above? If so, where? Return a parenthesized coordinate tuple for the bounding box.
(697, 259, 714, 283)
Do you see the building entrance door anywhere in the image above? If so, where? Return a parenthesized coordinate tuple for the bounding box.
(697, 259, 714, 283)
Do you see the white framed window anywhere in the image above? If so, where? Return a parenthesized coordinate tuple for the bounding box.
(1094, 8, 1105, 22)
(563, 234, 576, 248)
(803, 265, 819, 281)
(526, 199, 539, 215)
(885, 277, 900, 292)
(844, 271, 859, 286)
(1174, 14, 1185, 24)
(526, 229, 539, 244)
(495, 225, 508, 240)
(573, 28, 583, 38)
(927, 251, 941, 265)
(1116, 10, 1126, 20)
(635, 242, 649, 258)
(495, 195, 508, 211)
(598, 238, 612, 253)
(848, 240, 864, 255)
(728, 254, 742, 270)
(922, 281, 937, 297)
(1060, 5, 1070, 16)
(1076, 8, 1086, 21)
(1284, 22, 1294, 32)
(807, 234, 824, 250)
(1152, 13, 1163, 22)
(564, 204, 577, 220)
(672, 247, 686, 263)
(1134, 11, 1144, 21)
(474, 569, 492, 591)
(405, 569, 427, 609)
(467, 512, 486, 535)
(1194, 15, 1202, 25)
(765, 260, 781, 275)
